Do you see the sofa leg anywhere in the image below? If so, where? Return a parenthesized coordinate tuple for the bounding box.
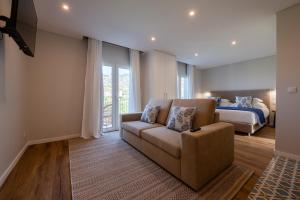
(248, 133, 251, 136)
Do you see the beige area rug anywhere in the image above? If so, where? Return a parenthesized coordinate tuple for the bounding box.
(69, 133, 253, 200)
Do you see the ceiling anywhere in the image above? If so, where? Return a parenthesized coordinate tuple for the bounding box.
(34, 0, 300, 68)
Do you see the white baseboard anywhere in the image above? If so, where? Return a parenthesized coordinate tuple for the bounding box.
(275, 150, 300, 161)
(0, 141, 29, 187)
(27, 134, 80, 146)
(0, 133, 80, 188)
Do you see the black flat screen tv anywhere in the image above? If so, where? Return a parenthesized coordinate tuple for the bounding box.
(0, 0, 37, 57)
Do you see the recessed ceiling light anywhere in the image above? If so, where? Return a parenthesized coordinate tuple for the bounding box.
(62, 3, 70, 11)
(151, 37, 156, 41)
(189, 10, 196, 17)
(194, 53, 198, 57)
(231, 40, 237, 46)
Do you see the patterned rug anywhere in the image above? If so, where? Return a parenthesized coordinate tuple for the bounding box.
(69, 133, 254, 200)
(248, 155, 300, 199)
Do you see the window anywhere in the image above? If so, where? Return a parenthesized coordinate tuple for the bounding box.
(102, 42, 130, 132)
(102, 65, 130, 131)
(177, 62, 188, 99)
(180, 76, 188, 99)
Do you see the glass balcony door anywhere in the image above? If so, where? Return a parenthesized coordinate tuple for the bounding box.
(102, 65, 129, 132)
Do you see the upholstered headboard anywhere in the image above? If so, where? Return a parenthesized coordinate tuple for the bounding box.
(210, 89, 272, 108)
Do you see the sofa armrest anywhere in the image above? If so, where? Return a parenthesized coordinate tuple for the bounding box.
(119, 112, 142, 138)
(120, 112, 142, 123)
(181, 122, 234, 190)
(214, 112, 220, 123)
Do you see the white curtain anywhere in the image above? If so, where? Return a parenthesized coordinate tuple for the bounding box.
(81, 38, 103, 139)
(187, 64, 195, 99)
(177, 62, 187, 98)
(129, 49, 141, 112)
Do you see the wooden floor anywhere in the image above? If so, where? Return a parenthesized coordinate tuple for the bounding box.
(0, 127, 275, 200)
(0, 141, 71, 200)
(233, 127, 275, 200)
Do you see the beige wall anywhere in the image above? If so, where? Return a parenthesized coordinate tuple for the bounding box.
(27, 30, 87, 140)
(276, 3, 300, 156)
(0, 0, 87, 181)
(194, 69, 202, 98)
(201, 56, 276, 92)
(0, 0, 28, 180)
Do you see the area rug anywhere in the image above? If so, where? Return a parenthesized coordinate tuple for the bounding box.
(248, 155, 300, 200)
(69, 133, 253, 200)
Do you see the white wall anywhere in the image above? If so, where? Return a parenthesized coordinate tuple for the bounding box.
(140, 50, 177, 107)
(0, 0, 28, 181)
(27, 30, 87, 140)
(201, 56, 276, 92)
(276, 3, 300, 157)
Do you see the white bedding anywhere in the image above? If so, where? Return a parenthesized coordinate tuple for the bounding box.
(216, 107, 269, 125)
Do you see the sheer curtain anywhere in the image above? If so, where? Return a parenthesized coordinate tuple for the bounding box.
(129, 49, 141, 112)
(187, 64, 195, 99)
(177, 62, 188, 98)
(81, 38, 103, 138)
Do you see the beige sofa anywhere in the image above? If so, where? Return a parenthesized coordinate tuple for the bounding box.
(120, 99, 234, 190)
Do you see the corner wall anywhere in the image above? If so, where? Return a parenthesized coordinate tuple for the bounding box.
(0, 0, 88, 185)
(0, 0, 28, 181)
(276, 3, 300, 157)
(27, 30, 87, 140)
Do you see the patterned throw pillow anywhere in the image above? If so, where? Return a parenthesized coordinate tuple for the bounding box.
(167, 106, 196, 132)
(141, 105, 160, 124)
(235, 96, 253, 108)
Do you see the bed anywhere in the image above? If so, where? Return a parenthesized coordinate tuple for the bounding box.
(210, 90, 271, 135)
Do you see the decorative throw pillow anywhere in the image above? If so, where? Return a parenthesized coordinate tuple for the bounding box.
(167, 106, 196, 132)
(140, 105, 160, 124)
(235, 96, 253, 108)
(208, 96, 221, 106)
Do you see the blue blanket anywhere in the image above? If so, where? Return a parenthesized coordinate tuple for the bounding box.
(216, 106, 266, 125)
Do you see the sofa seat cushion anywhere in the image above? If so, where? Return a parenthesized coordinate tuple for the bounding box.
(141, 127, 182, 158)
(121, 121, 162, 137)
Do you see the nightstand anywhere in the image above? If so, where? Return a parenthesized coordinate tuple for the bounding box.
(269, 110, 276, 128)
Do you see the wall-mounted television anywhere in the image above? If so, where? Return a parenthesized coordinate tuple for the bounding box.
(0, 0, 38, 57)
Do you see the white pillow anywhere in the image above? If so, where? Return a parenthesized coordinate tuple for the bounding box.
(231, 103, 239, 107)
(252, 98, 263, 104)
(219, 101, 233, 107)
(253, 102, 268, 110)
(221, 99, 230, 102)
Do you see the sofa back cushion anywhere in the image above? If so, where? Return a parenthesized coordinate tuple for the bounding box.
(170, 99, 216, 128)
(147, 99, 173, 125)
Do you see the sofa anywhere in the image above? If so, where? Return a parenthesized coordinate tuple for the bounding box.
(120, 98, 234, 190)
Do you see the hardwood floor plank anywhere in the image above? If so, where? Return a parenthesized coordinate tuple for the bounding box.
(0, 142, 71, 200)
(233, 127, 275, 199)
(0, 127, 275, 200)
